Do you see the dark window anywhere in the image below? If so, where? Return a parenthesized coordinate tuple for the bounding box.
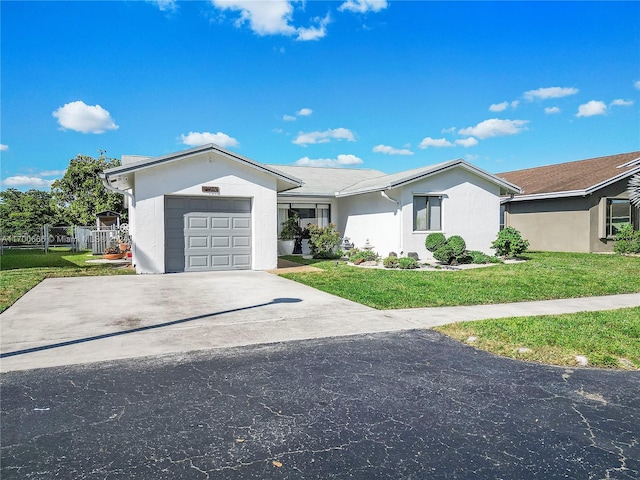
(413, 196, 442, 231)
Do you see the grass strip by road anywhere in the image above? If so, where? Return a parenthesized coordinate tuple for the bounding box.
(0, 249, 134, 313)
(279, 252, 640, 309)
(434, 307, 640, 370)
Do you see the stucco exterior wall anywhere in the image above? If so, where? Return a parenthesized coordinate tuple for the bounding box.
(338, 192, 399, 255)
(505, 198, 591, 252)
(504, 179, 637, 253)
(334, 167, 502, 260)
(401, 169, 502, 260)
(131, 152, 278, 273)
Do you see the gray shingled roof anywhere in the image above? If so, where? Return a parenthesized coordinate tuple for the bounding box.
(273, 159, 521, 197)
(270, 165, 386, 196)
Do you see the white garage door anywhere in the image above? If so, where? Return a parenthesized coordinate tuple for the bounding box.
(165, 197, 252, 272)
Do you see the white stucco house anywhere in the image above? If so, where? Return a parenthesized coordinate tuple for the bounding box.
(101, 144, 521, 274)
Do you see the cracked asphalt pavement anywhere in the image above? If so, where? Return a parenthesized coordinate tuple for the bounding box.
(1, 330, 639, 479)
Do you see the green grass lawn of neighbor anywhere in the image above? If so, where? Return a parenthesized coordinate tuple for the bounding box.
(280, 252, 640, 309)
(0, 248, 134, 313)
(434, 307, 640, 370)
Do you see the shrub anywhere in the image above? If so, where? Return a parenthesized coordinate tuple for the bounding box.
(307, 224, 341, 258)
(383, 256, 399, 268)
(467, 250, 503, 264)
(614, 224, 640, 254)
(349, 250, 378, 263)
(433, 244, 455, 264)
(447, 235, 466, 257)
(425, 232, 446, 252)
(491, 227, 530, 257)
(398, 257, 420, 269)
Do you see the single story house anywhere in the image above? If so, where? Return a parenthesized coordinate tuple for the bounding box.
(497, 151, 640, 253)
(101, 144, 520, 273)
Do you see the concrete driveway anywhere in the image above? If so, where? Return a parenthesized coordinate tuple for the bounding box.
(2, 271, 638, 372)
(0, 271, 401, 372)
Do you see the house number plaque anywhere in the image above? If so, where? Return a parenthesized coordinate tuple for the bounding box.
(202, 186, 220, 195)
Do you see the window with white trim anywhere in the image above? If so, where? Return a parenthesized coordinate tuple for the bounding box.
(277, 203, 331, 236)
(413, 196, 442, 231)
(605, 198, 631, 237)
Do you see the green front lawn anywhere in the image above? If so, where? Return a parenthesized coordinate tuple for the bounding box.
(435, 307, 640, 369)
(280, 252, 640, 309)
(0, 248, 134, 313)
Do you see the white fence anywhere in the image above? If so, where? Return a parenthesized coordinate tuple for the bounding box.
(91, 229, 120, 255)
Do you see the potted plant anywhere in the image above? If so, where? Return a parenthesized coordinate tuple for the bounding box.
(300, 224, 312, 256)
(103, 238, 125, 260)
(278, 214, 300, 256)
(117, 223, 130, 252)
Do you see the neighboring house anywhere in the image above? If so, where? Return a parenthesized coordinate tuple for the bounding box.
(101, 144, 520, 274)
(497, 151, 640, 253)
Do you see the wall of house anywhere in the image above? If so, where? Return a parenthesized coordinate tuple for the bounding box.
(588, 181, 635, 253)
(130, 151, 278, 273)
(334, 168, 503, 260)
(505, 198, 591, 252)
(504, 179, 636, 253)
(338, 192, 399, 256)
(400, 169, 502, 260)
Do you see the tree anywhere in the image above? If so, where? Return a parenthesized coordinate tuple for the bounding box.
(0, 188, 56, 243)
(629, 173, 640, 208)
(51, 153, 125, 226)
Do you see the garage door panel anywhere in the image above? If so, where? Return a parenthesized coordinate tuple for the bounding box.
(211, 217, 230, 229)
(188, 236, 209, 248)
(232, 254, 251, 267)
(232, 217, 251, 229)
(211, 236, 230, 248)
(232, 236, 251, 248)
(165, 196, 252, 273)
(187, 216, 209, 229)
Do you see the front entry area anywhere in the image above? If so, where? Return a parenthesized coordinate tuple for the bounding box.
(165, 196, 252, 272)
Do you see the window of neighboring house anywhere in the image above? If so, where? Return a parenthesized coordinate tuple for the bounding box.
(277, 203, 331, 236)
(605, 198, 631, 237)
(413, 196, 442, 231)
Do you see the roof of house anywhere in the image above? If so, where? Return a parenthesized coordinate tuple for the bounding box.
(497, 151, 640, 201)
(268, 165, 385, 197)
(337, 159, 521, 197)
(273, 159, 521, 198)
(102, 144, 303, 193)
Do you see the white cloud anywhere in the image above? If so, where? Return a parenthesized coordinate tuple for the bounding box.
(489, 100, 519, 112)
(489, 101, 509, 113)
(180, 131, 239, 147)
(148, 0, 177, 12)
(611, 99, 634, 107)
(524, 86, 579, 101)
(39, 169, 66, 177)
(441, 127, 456, 134)
(211, 1, 330, 41)
(455, 137, 478, 148)
(52, 101, 118, 134)
(2, 176, 54, 188)
(339, 0, 388, 13)
(0, 144, 8, 151)
(576, 100, 607, 117)
(293, 127, 355, 145)
(283, 114, 296, 121)
(372, 144, 414, 155)
(635, 80, 640, 90)
(458, 118, 529, 139)
(296, 14, 330, 41)
(296, 108, 313, 116)
(295, 154, 363, 167)
(418, 137, 454, 149)
(545, 106, 561, 114)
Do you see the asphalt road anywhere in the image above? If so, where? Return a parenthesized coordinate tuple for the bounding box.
(1, 330, 639, 479)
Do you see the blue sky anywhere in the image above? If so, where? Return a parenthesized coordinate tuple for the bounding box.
(2, 0, 639, 190)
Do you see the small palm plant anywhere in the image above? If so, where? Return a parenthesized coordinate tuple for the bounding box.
(628, 173, 640, 207)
